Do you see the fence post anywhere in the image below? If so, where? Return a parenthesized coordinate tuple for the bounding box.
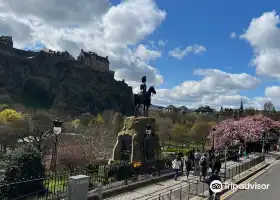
(180, 186, 182, 200)
(67, 175, 89, 200)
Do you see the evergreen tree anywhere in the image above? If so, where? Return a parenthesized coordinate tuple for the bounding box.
(0, 144, 46, 199)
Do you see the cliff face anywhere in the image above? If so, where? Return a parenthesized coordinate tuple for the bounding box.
(0, 44, 134, 115)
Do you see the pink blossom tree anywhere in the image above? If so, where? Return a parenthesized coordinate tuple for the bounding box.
(209, 114, 280, 149)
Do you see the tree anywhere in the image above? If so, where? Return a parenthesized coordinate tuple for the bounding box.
(189, 122, 213, 150)
(57, 125, 115, 171)
(112, 112, 124, 134)
(96, 113, 105, 124)
(172, 123, 191, 143)
(0, 144, 46, 199)
(264, 101, 275, 112)
(156, 117, 173, 141)
(166, 105, 179, 124)
(57, 135, 88, 171)
(209, 114, 280, 149)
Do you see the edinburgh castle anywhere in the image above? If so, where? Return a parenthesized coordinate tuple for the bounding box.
(0, 35, 114, 76)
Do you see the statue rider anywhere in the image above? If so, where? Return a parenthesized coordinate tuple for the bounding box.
(140, 76, 147, 97)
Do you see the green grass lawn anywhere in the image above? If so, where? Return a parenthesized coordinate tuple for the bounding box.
(44, 178, 67, 193)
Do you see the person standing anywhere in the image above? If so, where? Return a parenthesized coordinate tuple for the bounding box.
(208, 150, 215, 172)
(194, 149, 201, 172)
(212, 157, 221, 173)
(178, 151, 184, 172)
(199, 153, 209, 181)
(190, 149, 195, 168)
(172, 155, 182, 180)
(185, 155, 193, 179)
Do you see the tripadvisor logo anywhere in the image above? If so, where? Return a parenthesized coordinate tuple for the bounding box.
(224, 182, 270, 190)
(210, 180, 270, 193)
(210, 180, 223, 193)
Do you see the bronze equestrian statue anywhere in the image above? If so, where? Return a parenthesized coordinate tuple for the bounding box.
(134, 76, 156, 117)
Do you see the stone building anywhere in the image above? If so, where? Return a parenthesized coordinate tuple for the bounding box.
(77, 49, 114, 75)
(0, 36, 13, 47)
(41, 47, 75, 60)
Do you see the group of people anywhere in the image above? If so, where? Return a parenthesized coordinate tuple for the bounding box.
(172, 149, 222, 181)
(172, 149, 222, 199)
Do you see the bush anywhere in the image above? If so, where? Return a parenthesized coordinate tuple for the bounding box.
(0, 109, 23, 122)
(165, 148, 192, 155)
(0, 144, 46, 199)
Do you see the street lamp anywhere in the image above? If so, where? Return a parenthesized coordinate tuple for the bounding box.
(52, 118, 63, 174)
(212, 126, 216, 150)
(145, 124, 152, 160)
(261, 132, 266, 155)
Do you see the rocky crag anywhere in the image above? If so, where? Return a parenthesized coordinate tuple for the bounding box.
(0, 36, 134, 115)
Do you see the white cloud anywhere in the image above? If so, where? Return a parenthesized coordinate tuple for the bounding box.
(168, 44, 206, 59)
(263, 86, 280, 107)
(240, 11, 280, 79)
(135, 44, 162, 62)
(158, 40, 167, 46)
(1, 1, 278, 110)
(152, 69, 262, 109)
(0, 0, 166, 86)
(230, 32, 237, 38)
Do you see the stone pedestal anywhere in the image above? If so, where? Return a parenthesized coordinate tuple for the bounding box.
(110, 116, 161, 163)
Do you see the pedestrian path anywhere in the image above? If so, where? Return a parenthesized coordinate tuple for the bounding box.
(105, 153, 259, 200)
(191, 151, 280, 200)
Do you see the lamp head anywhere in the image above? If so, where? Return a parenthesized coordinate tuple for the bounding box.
(146, 124, 152, 135)
(53, 118, 63, 135)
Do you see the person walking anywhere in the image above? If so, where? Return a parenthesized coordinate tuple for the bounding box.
(205, 170, 221, 200)
(208, 150, 215, 172)
(199, 153, 209, 181)
(172, 155, 182, 180)
(190, 149, 195, 168)
(238, 146, 242, 158)
(185, 155, 193, 180)
(194, 149, 201, 172)
(178, 151, 184, 172)
(212, 157, 221, 173)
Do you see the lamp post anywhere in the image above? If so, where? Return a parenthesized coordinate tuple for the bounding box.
(212, 126, 216, 150)
(145, 124, 152, 160)
(261, 132, 266, 155)
(52, 118, 63, 175)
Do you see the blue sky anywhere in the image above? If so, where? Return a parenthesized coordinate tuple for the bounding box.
(146, 0, 279, 93)
(2, 0, 280, 109)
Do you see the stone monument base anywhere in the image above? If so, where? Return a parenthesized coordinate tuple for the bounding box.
(110, 116, 161, 163)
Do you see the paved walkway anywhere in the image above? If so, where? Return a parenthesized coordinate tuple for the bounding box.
(191, 151, 280, 200)
(105, 153, 260, 200)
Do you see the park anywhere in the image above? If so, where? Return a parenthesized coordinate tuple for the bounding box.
(0, 95, 279, 199)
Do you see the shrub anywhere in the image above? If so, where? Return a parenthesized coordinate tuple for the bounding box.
(0, 109, 23, 122)
(0, 144, 46, 199)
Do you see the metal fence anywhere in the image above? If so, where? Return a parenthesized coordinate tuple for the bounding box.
(0, 154, 263, 200)
(0, 159, 173, 200)
(144, 155, 265, 200)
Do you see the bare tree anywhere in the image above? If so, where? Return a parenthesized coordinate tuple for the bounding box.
(57, 125, 116, 171)
(156, 117, 173, 141)
(264, 101, 274, 112)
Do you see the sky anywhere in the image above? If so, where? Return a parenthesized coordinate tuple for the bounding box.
(1, 0, 280, 109)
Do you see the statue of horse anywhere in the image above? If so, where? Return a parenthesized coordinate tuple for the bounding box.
(134, 86, 156, 117)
